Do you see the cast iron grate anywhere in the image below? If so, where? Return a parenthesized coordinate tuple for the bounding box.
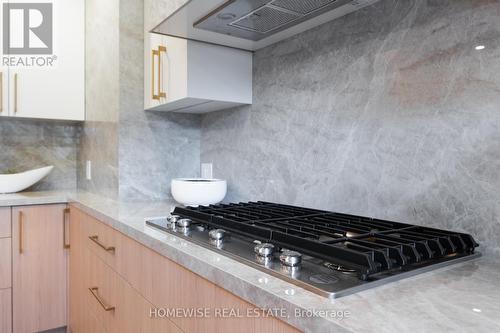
(173, 201, 478, 280)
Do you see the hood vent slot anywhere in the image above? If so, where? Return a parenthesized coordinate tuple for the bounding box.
(272, 0, 338, 15)
(229, 0, 339, 34)
(230, 6, 300, 33)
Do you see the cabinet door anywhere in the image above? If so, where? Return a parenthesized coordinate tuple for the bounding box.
(8, 0, 84, 120)
(12, 204, 69, 333)
(0, 288, 12, 333)
(0, 208, 10, 239)
(0, 2, 8, 118)
(0, 239, 11, 290)
(145, 34, 189, 110)
(145, 33, 167, 110)
(0, 67, 7, 118)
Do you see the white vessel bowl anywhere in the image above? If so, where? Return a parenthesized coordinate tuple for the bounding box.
(0, 166, 54, 194)
(171, 178, 227, 207)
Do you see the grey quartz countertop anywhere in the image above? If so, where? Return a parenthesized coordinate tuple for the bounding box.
(0, 190, 72, 206)
(2, 191, 499, 332)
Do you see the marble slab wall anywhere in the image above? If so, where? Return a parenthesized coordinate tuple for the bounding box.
(118, 0, 201, 200)
(0, 118, 81, 191)
(77, 0, 120, 199)
(78, 0, 200, 201)
(201, 0, 500, 253)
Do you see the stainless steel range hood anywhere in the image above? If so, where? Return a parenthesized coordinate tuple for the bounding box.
(151, 0, 379, 51)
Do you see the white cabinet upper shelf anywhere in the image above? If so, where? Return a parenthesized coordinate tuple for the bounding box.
(144, 33, 252, 114)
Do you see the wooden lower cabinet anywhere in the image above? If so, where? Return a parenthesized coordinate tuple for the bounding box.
(0, 288, 12, 333)
(69, 208, 181, 333)
(0, 239, 11, 290)
(12, 204, 69, 333)
(69, 206, 301, 333)
(0, 208, 10, 238)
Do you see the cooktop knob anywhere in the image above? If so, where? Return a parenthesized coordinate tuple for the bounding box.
(279, 250, 302, 267)
(168, 214, 180, 223)
(254, 243, 275, 257)
(177, 218, 192, 228)
(209, 229, 226, 241)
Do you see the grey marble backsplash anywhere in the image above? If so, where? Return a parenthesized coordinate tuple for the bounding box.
(78, 0, 200, 201)
(201, 0, 500, 253)
(2, 0, 499, 256)
(0, 118, 81, 191)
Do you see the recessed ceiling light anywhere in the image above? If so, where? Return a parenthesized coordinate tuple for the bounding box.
(475, 45, 485, 50)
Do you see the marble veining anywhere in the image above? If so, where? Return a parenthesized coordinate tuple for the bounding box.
(0, 118, 81, 191)
(201, 0, 500, 254)
(79, 0, 201, 201)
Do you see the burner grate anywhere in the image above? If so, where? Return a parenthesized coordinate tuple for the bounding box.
(173, 202, 478, 280)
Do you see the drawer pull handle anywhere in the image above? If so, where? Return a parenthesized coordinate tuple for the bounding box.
(89, 235, 115, 253)
(63, 208, 70, 249)
(89, 287, 115, 311)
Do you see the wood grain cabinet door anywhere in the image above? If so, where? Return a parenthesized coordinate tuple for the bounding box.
(12, 204, 69, 333)
(0, 288, 12, 333)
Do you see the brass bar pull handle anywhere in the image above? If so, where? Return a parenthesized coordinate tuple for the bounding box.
(89, 287, 115, 312)
(63, 208, 70, 249)
(89, 235, 115, 253)
(157, 45, 167, 99)
(0, 72, 3, 113)
(14, 73, 18, 113)
(151, 49, 160, 100)
(19, 211, 24, 254)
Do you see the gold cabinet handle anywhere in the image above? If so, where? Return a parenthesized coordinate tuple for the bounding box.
(19, 211, 24, 253)
(14, 73, 18, 113)
(151, 45, 167, 100)
(151, 48, 159, 100)
(63, 208, 70, 249)
(89, 235, 115, 253)
(157, 45, 167, 99)
(89, 287, 115, 312)
(0, 72, 3, 113)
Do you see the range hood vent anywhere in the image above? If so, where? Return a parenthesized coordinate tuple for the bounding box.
(152, 0, 379, 51)
(228, 0, 339, 35)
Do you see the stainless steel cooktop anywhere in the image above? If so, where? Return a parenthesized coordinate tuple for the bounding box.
(146, 201, 480, 299)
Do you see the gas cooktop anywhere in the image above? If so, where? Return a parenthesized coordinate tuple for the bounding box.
(145, 201, 480, 299)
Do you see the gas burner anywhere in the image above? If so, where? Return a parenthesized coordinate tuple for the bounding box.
(323, 262, 357, 274)
(209, 229, 226, 241)
(254, 243, 275, 257)
(279, 250, 302, 267)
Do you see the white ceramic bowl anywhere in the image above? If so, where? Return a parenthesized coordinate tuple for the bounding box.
(0, 166, 54, 194)
(171, 178, 227, 207)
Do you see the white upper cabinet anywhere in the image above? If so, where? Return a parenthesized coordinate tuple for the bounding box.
(2, 0, 84, 121)
(145, 33, 252, 113)
(0, 3, 9, 118)
(0, 64, 7, 118)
